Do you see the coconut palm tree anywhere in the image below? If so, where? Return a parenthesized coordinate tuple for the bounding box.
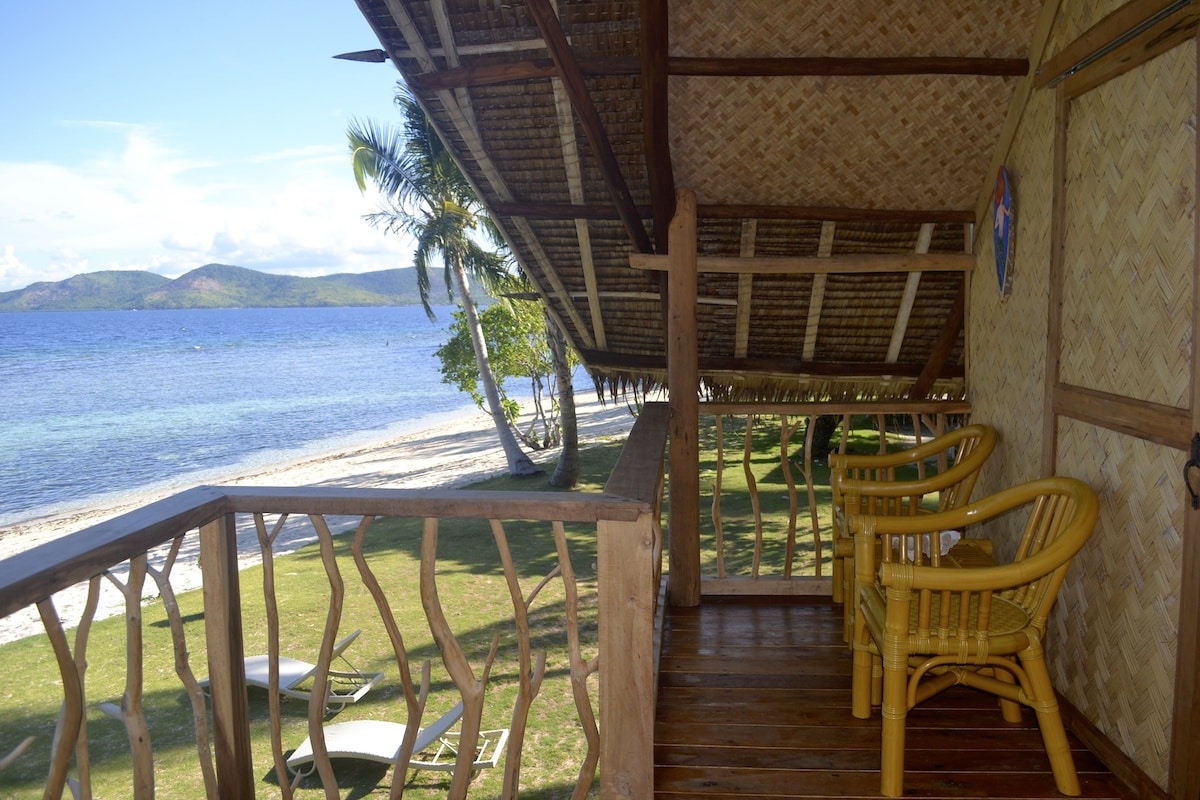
(348, 86, 540, 477)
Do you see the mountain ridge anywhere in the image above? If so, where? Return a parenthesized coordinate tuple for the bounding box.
(0, 264, 453, 311)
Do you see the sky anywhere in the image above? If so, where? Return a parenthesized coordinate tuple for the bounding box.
(0, 1, 416, 293)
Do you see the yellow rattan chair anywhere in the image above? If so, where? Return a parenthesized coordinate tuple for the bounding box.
(829, 424, 997, 641)
(849, 476, 1099, 798)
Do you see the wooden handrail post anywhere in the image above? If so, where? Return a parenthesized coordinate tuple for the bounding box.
(199, 513, 254, 799)
(597, 513, 657, 799)
(668, 188, 701, 607)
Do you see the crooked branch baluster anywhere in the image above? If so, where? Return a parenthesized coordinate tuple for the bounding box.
(800, 415, 822, 576)
(351, 514, 438, 800)
(145, 536, 216, 799)
(99, 555, 153, 800)
(421, 517, 499, 800)
(306, 514, 351, 800)
(552, 520, 600, 800)
(489, 519, 549, 800)
(779, 415, 800, 579)
(38, 597, 85, 799)
(253, 511, 296, 799)
(712, 415, 726, 578)
(743, 415, 763, 578)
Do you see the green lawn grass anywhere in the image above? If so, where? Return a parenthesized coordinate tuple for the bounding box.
(0, 415, 927, 799)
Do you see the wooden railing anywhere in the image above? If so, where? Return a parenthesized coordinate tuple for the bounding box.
(696, 401, 970, 596)
(0, 404, 668, 800)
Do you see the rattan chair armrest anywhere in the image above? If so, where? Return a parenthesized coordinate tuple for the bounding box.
(829, 424, 996, 471)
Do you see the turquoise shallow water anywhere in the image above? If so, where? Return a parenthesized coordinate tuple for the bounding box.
(0, 306, 476, 527)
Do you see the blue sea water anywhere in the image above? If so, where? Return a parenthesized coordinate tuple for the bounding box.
(0, 306, 479, 527)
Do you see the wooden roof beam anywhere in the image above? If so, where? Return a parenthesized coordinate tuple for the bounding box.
(579, 350, 965, 380)
(669, 56, 1027, 77)
(698, 204, 973, 223)
(630, 252, 975, 275)
(525, 0, 653, 253)
(488, 201, 967, 223)
(642, 0, 674, 253)
(408, 55, 1025, 93)
(408, 56, 640, 91)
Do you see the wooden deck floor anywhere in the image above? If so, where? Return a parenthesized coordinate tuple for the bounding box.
(654, 596, 1137, 799)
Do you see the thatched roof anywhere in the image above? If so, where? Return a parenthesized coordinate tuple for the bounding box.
(351, 0, 1043, 402)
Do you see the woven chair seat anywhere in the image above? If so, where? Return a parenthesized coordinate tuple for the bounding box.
(861, 585, 1029, 653)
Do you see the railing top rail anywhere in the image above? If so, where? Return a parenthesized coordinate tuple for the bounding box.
(702, 400, 972, 416)
(0, 486, 229, 620)
(604, 402, 669, 504)
(218, 486, 650, 522)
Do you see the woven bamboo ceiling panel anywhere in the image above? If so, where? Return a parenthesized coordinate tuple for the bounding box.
(352, 0, 1044, 402)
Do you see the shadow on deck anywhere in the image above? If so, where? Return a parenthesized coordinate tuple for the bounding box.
(654, 596, 1137, 799)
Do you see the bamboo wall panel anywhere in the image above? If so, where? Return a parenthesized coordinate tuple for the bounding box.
(1060, 43, 1196, 408)
(969, 86, 1056, 515)
(1053, 419, 1182, 789)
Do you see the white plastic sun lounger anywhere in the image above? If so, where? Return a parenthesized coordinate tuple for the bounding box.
(200, 630, 384, 712)
(286, 702, 509, 778)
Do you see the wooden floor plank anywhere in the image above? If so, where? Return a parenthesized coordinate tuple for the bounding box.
(654, 596, 1139, 799)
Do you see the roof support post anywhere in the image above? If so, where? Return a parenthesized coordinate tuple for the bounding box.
(667, 189, 701, 607)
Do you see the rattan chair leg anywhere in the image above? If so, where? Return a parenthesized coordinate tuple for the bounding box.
(851, 641, 874, 719)
(1022, 647, 1081, 797)
(992, 663, 1024, 723)
(832, 556, 844, 604)
(879, 655, 909, 798)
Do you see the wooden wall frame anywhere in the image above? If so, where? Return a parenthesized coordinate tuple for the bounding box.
(1042, 5, 1200, 798)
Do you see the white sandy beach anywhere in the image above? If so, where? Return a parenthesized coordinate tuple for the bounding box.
(0, 395, 635, 644)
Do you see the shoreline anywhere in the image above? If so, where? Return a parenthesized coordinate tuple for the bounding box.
(0, 396, 635, 644)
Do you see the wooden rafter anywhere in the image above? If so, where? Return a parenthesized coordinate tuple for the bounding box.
(885, 223, 935, 363)
(669, 55, 1028, 77)
(698, 204, 973, 223)
(630, 252, 975, 274)
(803, 222, 836, 361)
(551, 75, 607, 350)
(641, 0, 673, 252)
(490, 202, 652, 220)
(525, 0, 652, 253)
(908, 282, 966, 400)
(734, 220, 757, 358)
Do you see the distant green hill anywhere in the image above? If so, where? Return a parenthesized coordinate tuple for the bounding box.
(0, 264, 456, 311)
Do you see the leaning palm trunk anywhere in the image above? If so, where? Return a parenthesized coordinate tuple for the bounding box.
(547, 311, 579, 487)
(450, 255, 541, 477)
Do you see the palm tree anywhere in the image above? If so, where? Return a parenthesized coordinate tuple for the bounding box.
(348, 87, 541, 477)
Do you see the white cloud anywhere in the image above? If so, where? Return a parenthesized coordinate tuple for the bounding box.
(0, 125, 413, 292)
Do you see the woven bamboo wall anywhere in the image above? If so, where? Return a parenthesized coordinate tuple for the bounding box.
(1054, 419, 1184, 788)
(969, 6, 1194, 790)
(969, 92, 1055, 505)
(1060, 46, 1196, 407)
